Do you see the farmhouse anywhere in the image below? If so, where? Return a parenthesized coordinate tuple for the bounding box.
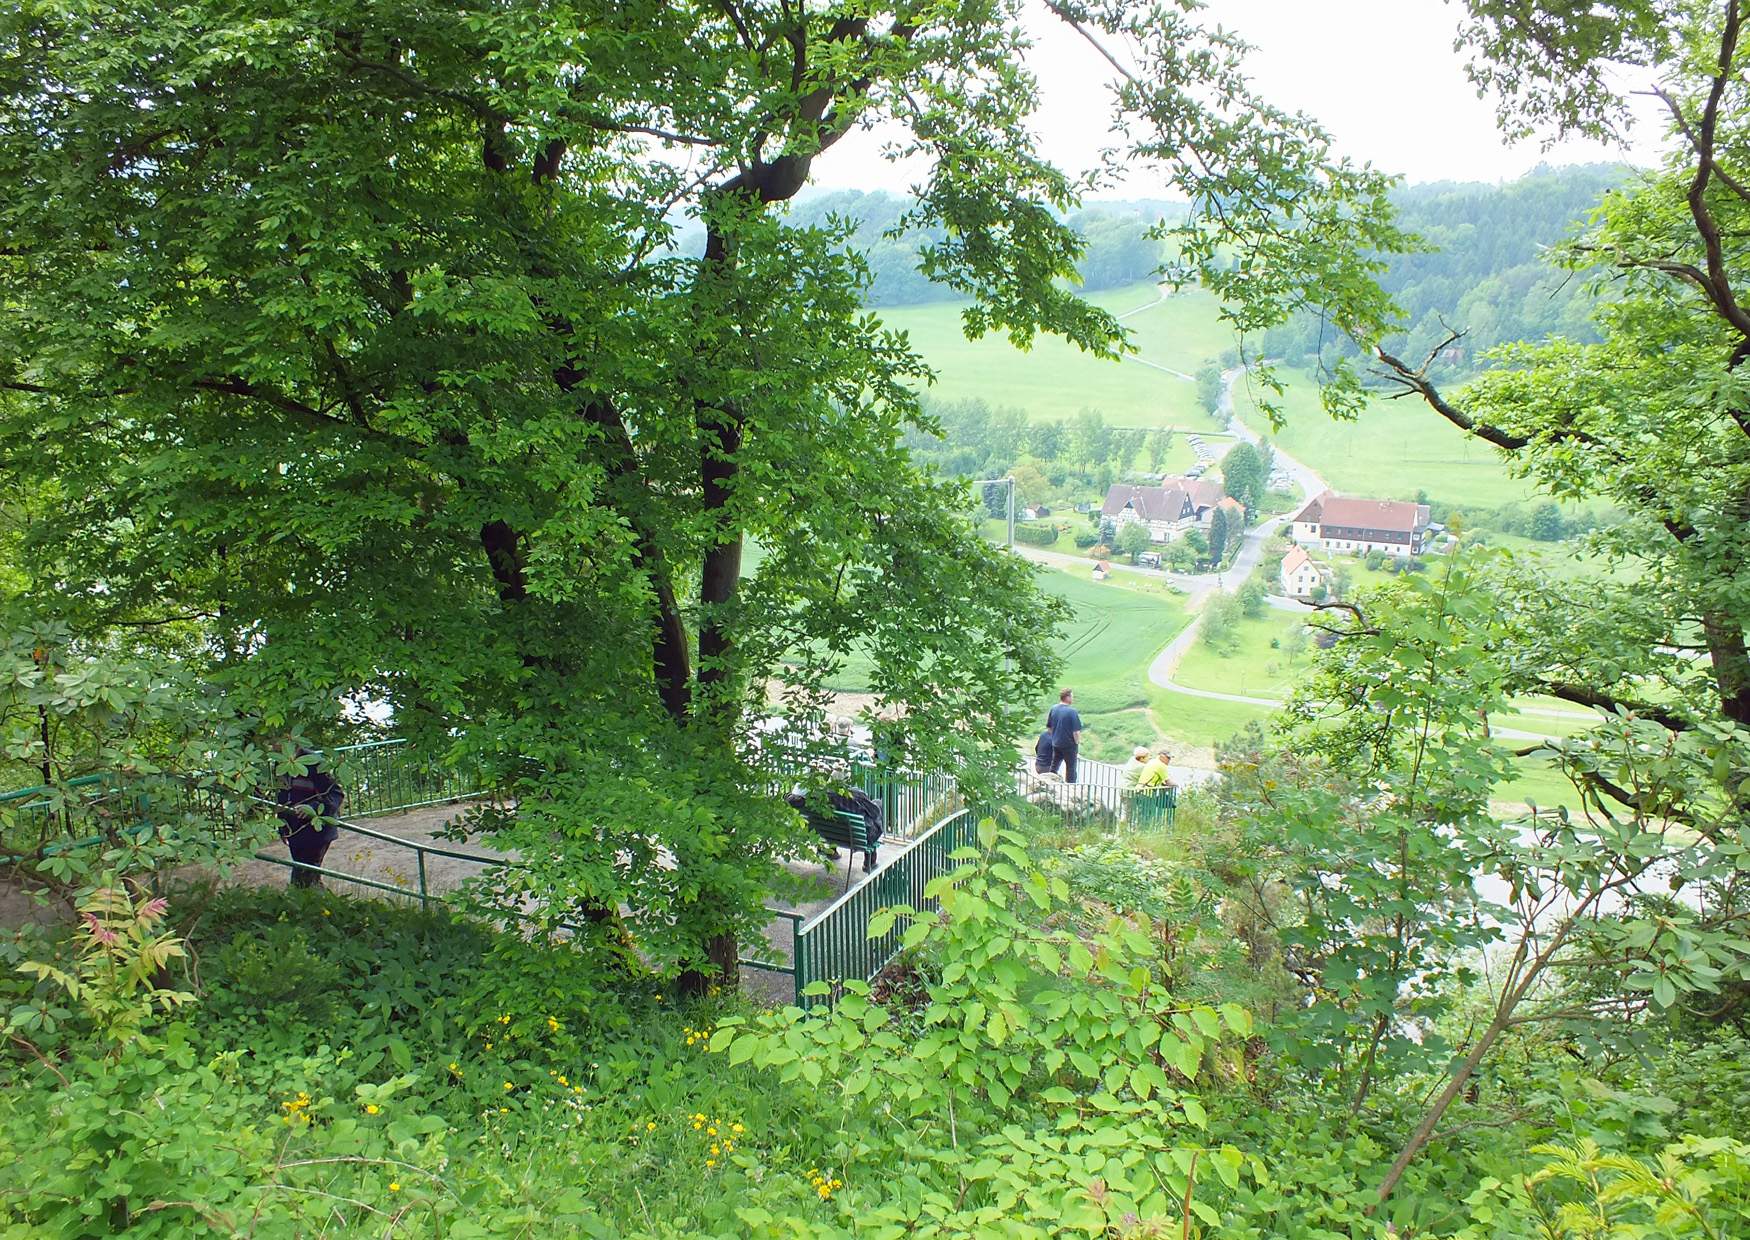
(1290, 491, 1432, 556)
(1102, 478, 1225, 542)
(1279, 547, 1326, 600)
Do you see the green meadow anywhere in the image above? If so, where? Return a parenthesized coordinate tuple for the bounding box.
(1229, 368, 1537, 508)
(878, 283, 1235, 429)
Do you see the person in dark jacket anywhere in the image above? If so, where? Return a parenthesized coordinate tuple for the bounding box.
(787, 786, 885, 874)
(1033, 729, 1056, 774)
(1046, 688, 1084, 784)
(275, 749, 345, 889)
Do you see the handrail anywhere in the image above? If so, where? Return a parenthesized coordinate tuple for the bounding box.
(798, 805, 976, 936)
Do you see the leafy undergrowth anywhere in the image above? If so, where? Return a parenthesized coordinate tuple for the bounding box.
(2, 827, 1746, 1238)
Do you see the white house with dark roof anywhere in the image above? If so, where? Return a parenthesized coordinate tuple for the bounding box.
(1279, 546, 1326, 600)
(1102, 478, 1225, 542)
(1290, 491, 1432, 557)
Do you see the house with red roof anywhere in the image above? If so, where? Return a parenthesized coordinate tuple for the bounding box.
(1290, 491, 1432, 557)
(1279, 546, 1326, 600)
(1102, 478, 1226, 542)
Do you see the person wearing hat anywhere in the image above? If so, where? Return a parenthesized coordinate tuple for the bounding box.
(1136, 747, 1175, 790)
(1126, 745, 1152, 786)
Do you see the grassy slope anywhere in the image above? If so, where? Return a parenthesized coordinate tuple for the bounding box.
(1174, 610, 1315, 699)
(1232, 369, 1537, 508)
(1036, 565, 1192, 718)
(879, 284, 1235, 430)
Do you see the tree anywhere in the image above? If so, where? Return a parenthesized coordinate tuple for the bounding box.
(1027, 420, 1065, 462)
(1109, 427, 1147, 473)
(1291, 0, 1750, 1205)
(1145, 427, 1174, 473)
(1220, 442, 1268, 513)
(1068, 410, 1112, 471)
(1527, 502, 1564, 542)
(1184, 529, 1210, 563)
(1196, 363, 1224, 415)
(1116, 523, 1152, 563)
(1207, 507, 1231, 570)
(1238, 578, 1266, 619)
(1199, 591, 1242, 651)
(0, 0, 1404, 984)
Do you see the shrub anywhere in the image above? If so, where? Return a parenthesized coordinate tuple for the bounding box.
(1013, 522, 1059, 546)
(1072, 529, 1099, 549)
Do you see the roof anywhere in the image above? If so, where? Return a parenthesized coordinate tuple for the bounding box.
(1293, 491, 1429, 533)
(1291, 492, 1328, 524)
(1281, 546, 1312, 574)
(1216, 496, 1244, 513)
(1102, 478, 1224, 522)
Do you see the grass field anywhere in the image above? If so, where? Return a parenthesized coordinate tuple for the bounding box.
(1174, 611, 1316, 699)
(1232, 369, 1538, 508)
(1036, 565, 1192, 718)
(879, 283, 1235, 429)
(1146, 685, 1273, 754)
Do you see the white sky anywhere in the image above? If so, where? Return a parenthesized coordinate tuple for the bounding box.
(812, 0, 1666, 196)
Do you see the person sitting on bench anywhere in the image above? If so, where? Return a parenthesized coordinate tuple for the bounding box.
(786, 787, 884, 874)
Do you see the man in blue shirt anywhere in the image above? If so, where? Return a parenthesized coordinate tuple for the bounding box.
(1045, 689, 1084, 784)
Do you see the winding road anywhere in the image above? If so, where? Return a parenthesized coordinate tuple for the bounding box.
(1012, 365, 1578, 757)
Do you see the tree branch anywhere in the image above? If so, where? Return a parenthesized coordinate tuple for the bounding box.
(1537, 679, 1692, 732)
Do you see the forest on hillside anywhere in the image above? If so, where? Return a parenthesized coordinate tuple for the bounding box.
(769, 166, 1630, 369)
(678, 191, 1183, 304)
(1260, 163, 1631, 376)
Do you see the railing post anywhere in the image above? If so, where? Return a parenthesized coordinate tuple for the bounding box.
(417, 849, 429, 911)
(793, 925, 808, 1009)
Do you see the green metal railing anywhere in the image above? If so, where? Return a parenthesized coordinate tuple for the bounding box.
(1012, 759, 1178, 832)
(792, 803, 984, 1008)
(0, 737, 1011, 1006)
(0, 740, 485, 860)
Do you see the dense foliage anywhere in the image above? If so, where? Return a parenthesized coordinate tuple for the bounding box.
(0, 0, 1401, 983)
(3, 812, 1746, 1237)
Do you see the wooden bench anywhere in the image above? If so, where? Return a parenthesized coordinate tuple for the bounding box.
(803, 808, 879, 891)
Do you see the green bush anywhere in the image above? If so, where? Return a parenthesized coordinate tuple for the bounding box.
(1013, 521, 1059, 546)
(1072, 528, 1099, 549)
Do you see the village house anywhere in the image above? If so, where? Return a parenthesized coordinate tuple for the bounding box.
(1279, 546, 1326, 600)
(1102, 478, 1225, 542)
(1290, 491, 1432, 557)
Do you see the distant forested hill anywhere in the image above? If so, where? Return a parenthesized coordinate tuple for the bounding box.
(708, 166, 1632, 371)
(675, 191, 1183, 305)
(1259, 163, 1634, 376)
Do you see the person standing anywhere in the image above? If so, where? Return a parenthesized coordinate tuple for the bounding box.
(1046, 689, 1083, 784)
(275, 748, 345, 889)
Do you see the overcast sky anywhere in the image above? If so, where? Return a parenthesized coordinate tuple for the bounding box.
(812, 0, 1666, 196)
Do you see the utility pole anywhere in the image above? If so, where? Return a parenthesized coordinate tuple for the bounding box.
(970, 476, 1017, 548)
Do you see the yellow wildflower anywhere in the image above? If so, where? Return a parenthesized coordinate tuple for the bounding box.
(705, 1158, 716, 1168)
(646, 1121, 656, 1131)
(365, 1104, 380, 1115)
(557, 1076, 568, 1086)
(502, 1082, 513, 1092)
(389, 1182, 400, 1193)
(707, 1125, 717, 1136)
(731, 1122, 744, 1134)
